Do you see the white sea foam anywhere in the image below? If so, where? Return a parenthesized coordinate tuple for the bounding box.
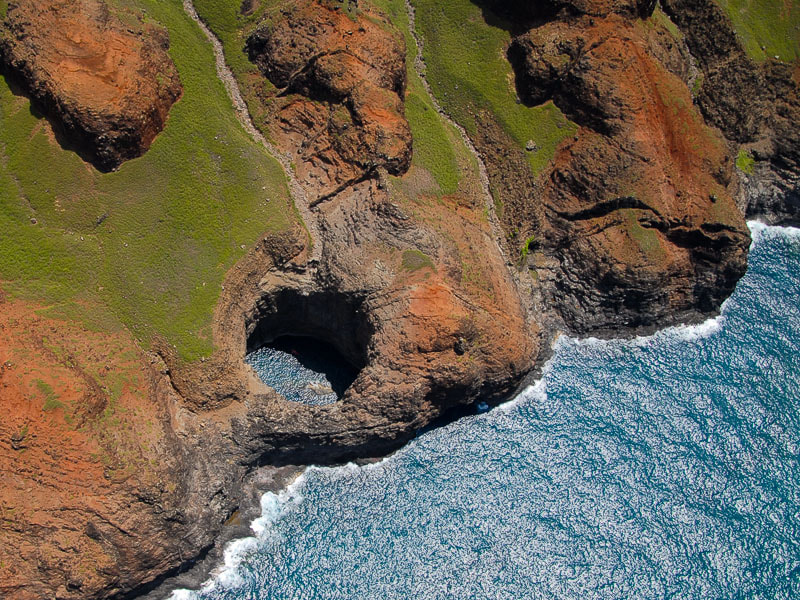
(748, 219, 800, 241)
(250, 472, 306, 536)
(168, 590, 198, 600)
(498, 370, 550, 414)
(563, 311, 725, 354)
(167, 472, 308, 599)
(209, 536, 259, 590)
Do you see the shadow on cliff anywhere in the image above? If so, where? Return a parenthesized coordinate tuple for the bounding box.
(467, 0, 560, 36)
(0, 71, 116, 173)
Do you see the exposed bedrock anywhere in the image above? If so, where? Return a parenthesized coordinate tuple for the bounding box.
(191, 179, 536, 464)
(660, 0, 800, 226)
(482, 0, 657, 22)
(0, 0, 182, 171)
(245, 0, 412, 201)
(501, 2, 750, 333)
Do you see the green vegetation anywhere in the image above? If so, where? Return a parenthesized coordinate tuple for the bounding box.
(715, 0, 800, 62)
(624, 210, 666, 261)
(736, 148, 756, 174)
(401, 249, 435, 271)
(648, 4, 683, 40)
(15, 424, 28, 441)
(36, 380, 63, 412)
(192, 0, 281, 136)
(370, 0, 465, 195)
(0, 1, 8, 20)
(520, 235, 536, 263)
(192, 0, 264, 77)
(0, 0, 297, 361)
(404, 83, 461, 195)
(691, 73, 705, 96)
(410, 0, 577, 176)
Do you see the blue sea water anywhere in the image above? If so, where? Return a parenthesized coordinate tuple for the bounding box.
(174, 223, 800, 600)
(246, 337, 358, 405)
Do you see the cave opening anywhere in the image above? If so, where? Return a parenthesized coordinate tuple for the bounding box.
(244, 289, 369, 404)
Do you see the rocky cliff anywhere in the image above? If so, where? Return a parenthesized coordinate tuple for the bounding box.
(0, 0, 182, 171)
(661, 0, 800, 226)
(245, 0, 412, 199)
(0, 0, 798, 598)
(505, 0, 750, 332)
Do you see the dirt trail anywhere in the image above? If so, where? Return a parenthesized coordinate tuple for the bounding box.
(182, 0, 322, 263)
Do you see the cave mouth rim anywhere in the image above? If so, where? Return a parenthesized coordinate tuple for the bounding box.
(242, 287, 372, 403)
(245, 334, 362, 403)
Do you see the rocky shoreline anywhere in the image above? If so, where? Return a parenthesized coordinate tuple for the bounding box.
(0, 0, 798, 598)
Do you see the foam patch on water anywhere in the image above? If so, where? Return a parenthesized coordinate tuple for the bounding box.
(168, 474, 308, 599)
(251, 473, 307, 537)
(497, 373, 549, 415)
(565, 312, 725, 353)
(748, 220, 800, 241)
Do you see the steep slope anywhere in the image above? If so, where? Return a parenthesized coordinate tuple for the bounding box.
(0, 0, 182, 171)
(508, 2, 749, 331)
(662, 0, 800, 225)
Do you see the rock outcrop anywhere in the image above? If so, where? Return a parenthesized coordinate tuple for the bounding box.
(507, 3, 750, 332)
(661, 0, 800, 225)
(0, 298, 190, 600)
(0, 0, 182, 171)
(245, 0, 412, 201)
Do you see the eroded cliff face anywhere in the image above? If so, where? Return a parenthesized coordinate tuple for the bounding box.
(0, 0, 182, 171)
(0, 297, 190, 600)
(661, 0, 800, 225)
(506, 0, 750, 332)
(245, 0, 412, 200)
(0, 0, 797, 598)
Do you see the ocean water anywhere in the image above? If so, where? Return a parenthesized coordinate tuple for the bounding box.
(246, 336, 358, 405)
(174, 223, 800, 600)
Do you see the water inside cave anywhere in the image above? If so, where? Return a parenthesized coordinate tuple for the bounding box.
(245, 336, 359, 405)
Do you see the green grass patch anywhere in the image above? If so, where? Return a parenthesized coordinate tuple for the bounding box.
(404, 82, 461, 195)
(401, 249, 434, 271)
(623, 210, 666, 261)
(691, 72, 705, 96)
(193, 0, 262, 76)
(648, 4, 684, 40)
(370, 0, 464, 195)
(736, 148, 756, 174)
(409, 0, 576, 176)
(715, 0, 800, 62)
(36, 380, 64, 412)
(0, 0, 297, 361)
(519, 235, 536, 263)
(0, 1, 8, 20)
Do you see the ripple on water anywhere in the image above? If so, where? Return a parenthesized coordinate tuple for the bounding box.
(245, 336, 359, 405)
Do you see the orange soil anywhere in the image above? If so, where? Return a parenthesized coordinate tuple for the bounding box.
(0, 291, 169, 599)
